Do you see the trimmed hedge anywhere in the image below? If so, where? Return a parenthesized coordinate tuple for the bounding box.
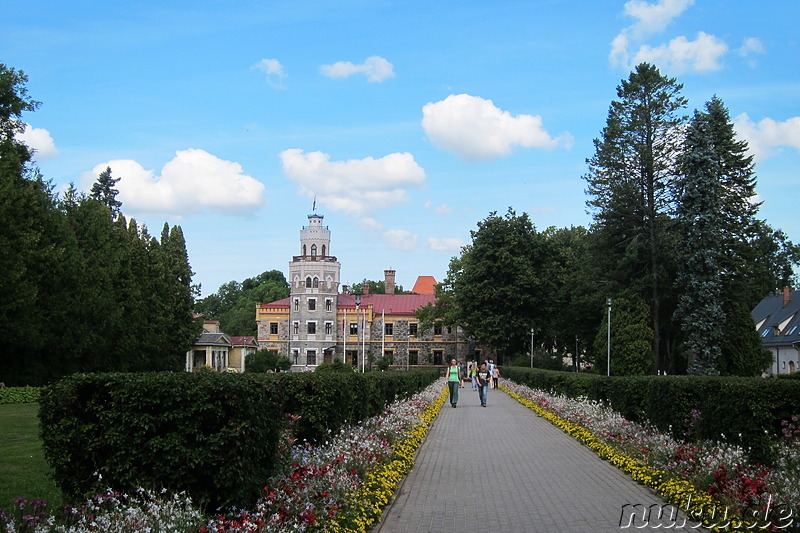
(38, 369, 438, 511)
(0, 386, 40, 404)
(502, 367, 800, 463)
(276, 369, 439, 444)
(39, 372, 285, 511)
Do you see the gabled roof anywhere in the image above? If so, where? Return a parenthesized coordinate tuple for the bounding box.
(257, 297, 290, 310)
(194, 332, 232, 346)
(752, 289, 800, 348)
(411, 276, 437, 294)
(338, 293, 436, 315)
(228, 336, 258, 347)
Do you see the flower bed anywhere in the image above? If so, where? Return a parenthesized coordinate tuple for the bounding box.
(1, 379, 447, 533)
(501, 380, 799, 532)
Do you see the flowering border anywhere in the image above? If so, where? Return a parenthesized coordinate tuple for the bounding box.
(323, 384, 448, 533)
(500, 382, 770, 532)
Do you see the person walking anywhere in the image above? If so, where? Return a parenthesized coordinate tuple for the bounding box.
(492, 363, 500, 388)
(476, 362, 491, 407)
(470, 361, 478, 390)
(447, 358, 462, 408)
(487, 359, 495, 388)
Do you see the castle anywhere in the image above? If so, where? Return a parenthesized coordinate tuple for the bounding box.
(255, 213, 483, 370)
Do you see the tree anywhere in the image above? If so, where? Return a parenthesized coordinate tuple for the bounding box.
(195, 270, 290, 336)
(674, 107, 724, 375)
(593, 296, 654, 376)
(246, 349, 291, 373)
(90, 166, 122, 219)
(438, 208, 558, 363)
(0, 64, 39, 179)
(584, 62, 688, 373)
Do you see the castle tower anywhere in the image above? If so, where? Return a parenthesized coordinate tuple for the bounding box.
(288, 213, 341, 367)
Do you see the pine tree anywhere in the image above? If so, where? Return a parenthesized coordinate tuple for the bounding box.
(90, 166, 122, 218)
(583, 63, 688, 373)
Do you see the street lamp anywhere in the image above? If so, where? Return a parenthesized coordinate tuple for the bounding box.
(606, 296, 613, 376)
(530, 328, 535, 368)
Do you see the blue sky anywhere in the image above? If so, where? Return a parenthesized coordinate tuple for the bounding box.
(4, 0, 799, 297)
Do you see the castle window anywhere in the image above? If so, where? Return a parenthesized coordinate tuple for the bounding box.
(306, 350, 316, 365)
(313, 277, 319, 288)
(434, 322, 443, 336)
(385, 323, 394, 336)
(325, 299, 332, 311)
(325, 322, 332, 335)
(293, 299, 299, 311)
(270, 323, 278, 335)
(322, 245, 326, 256)
(293, 322, 299, 335)
(306, 277, 312, 288)
(311, 244, 317, 257)
(409, 323, 418, 336)
(308, 298, 316, 311)
(350, 323, 358, 335)
(307, 322, 317, 334)
(303, 244, 307, 256)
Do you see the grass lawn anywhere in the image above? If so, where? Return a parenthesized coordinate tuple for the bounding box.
(0, 403, 62, 513)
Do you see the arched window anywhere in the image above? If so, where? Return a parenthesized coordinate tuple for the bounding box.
(306, 276, 312, 288)
(311, 244, 317, 257)
(322, 245, 326, 256)
(303, 244, 307, 256)
(313, 277, 319, 288)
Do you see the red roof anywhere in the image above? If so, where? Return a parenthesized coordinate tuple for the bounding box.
(411, 276, 437, 294)
(228, 336, 257, 346)
(258, 297, 290, 309)
(337, 293, 435, 315)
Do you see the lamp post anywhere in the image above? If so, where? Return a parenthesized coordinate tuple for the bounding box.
(606, 296, 613, 376)
(575, 335, 579, 373)
(530, 328, 535, 368)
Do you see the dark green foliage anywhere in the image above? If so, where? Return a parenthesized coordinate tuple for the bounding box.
(431, 208, 557, 364)
(719, 301, 772, 376)
(277, 370, 438, 444)
(39, 372, 285, 511)
(0, 387, 40, 404)
(502, 368, 800, 464)
(314, 359, 355, 374)
(195, 270, 290, 336)
(245, 349, 291, 373)
(584, 62, 688, 373)
(89, 167, 122, 218)
(593, 296, 654, 376)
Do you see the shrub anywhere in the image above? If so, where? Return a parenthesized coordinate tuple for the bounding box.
(39, 372, 285, 512)
(0, 386, 40, 404)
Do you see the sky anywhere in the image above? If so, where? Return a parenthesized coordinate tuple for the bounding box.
(3, 0, 799, 297)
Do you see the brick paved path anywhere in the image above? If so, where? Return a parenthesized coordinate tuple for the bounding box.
(374, 382, 703, 533)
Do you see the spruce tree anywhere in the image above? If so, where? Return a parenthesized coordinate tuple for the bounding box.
(90, 166, 122, 219)
(674, 109, 724, 375)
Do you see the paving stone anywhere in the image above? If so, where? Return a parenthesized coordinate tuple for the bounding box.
(373, 383, 704, 533)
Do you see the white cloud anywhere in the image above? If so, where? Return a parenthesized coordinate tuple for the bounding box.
(359, 217, 384, 232)
(252, 58, 287, 89)
(737, 37, 765, 67)
(427, 237, 464, 253)
(631, 32, 728, 74)
(383, 229, 417, 251)
(624, 0, 694, 39)
(16, 124, 58, 159)
(421, 94, 572, 162)
(320, 56, 395, 82)
(610, 0, 729, 74)
(734, 113, 800, 162)
(83, 149, 265, 216)
(279, 149, 426, 214)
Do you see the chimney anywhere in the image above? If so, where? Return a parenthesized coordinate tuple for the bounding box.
(341, 285, 349, 295)
(385, 269, 396, 295)
(784, 286, 791, 307)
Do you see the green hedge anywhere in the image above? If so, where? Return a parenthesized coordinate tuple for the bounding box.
(39, 372, 285, 511)
(0, 386, 40, 404)
(276, 369, 439, 444)
(38, 369, 438, 511)
(502, 367, 800, 463)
